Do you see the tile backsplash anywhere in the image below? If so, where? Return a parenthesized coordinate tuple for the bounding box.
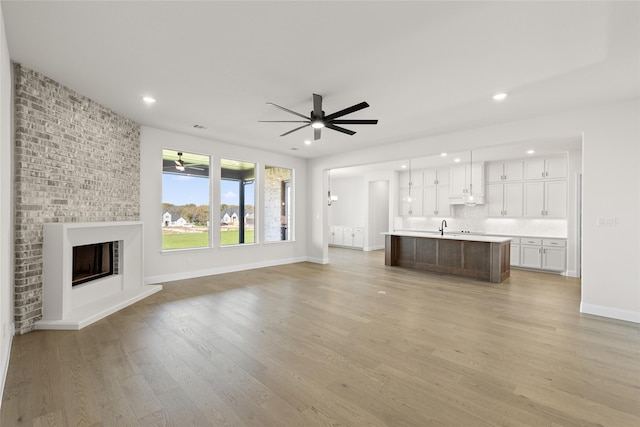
(394, 204, 567, 237)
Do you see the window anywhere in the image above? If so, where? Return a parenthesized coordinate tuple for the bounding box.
(264, 166, 293, 242)
(162, 149, 210, 250)
(220, 159, 255, 246)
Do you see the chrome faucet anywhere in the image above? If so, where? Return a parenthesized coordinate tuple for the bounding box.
(439, 219, 447, 236)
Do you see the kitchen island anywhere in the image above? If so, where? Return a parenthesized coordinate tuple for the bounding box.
(384, 231, 511, 283)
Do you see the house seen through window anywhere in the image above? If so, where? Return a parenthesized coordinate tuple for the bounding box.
(161, 149, 210, 250)
(221, 159, 255, 246)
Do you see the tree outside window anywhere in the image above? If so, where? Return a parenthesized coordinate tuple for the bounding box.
(162, 149, 210, 250)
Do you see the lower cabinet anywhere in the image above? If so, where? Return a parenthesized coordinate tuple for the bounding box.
(510, 238, 521, 267)
(515, 237, 566, 272)
(329, 226, 364, 249)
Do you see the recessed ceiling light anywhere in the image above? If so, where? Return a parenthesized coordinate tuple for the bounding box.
(527, 149, 535, 154)
(401, 164, 407, 169)
(142, 96, 156, 104)
(290, 147, 299, 151)
(193, 124, 208, 130)
(440, 153, 447, 157)
(304, 140, 312, 145)
(454, 158, 461, 163)
(492, 93, 508, 101)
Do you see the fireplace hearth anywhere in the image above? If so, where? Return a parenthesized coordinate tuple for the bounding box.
(37, 221, 162, 330)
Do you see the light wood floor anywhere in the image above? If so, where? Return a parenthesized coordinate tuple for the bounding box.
(2, 248, 639, 426)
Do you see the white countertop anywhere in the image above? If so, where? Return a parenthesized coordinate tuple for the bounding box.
(383, 231, 512, 243)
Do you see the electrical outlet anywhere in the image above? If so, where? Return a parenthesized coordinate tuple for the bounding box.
(597, 217, 617, 227)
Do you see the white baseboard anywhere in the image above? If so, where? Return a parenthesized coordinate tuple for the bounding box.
(305, 256, 329, 264)
(364, 245, 385, 252)
(145, 256, 309, 285)
(0, 322, 15, 408)
(580, 303, 640, 324)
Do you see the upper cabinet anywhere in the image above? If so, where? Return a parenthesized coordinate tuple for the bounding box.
(399, 167, 450, 216)
(449, 162, 484, 204)
(523, 156, 567, 180)
(486, 160, 524, 182)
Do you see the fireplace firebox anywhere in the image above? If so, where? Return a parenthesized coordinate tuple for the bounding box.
(72, 241, 115, 286)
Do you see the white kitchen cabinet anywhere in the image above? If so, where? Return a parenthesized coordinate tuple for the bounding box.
(352, 228, 365, 248)
(541, 239, 566, 271)
(423, 167, 449, 186)
(398, 170, 423, 187)
(524, 180, 567, 218)
(449, 162, 484, 203)
(423, 186, 450, 216)
(523, 156, 567, 180)
(487, 182, 523, 217)
(520, 238, 543, 269)
(510, 237, 521, 267)
(329, 226, 364, 249)
(399, 187, 423, 216)
(486, 160, 524, 182)
(516, 237, 566, 272)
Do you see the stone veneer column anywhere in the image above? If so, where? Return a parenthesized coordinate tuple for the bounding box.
(13, 64, 141, 334)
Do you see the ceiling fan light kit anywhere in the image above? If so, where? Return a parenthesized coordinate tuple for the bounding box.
(260, 93, 378, 140)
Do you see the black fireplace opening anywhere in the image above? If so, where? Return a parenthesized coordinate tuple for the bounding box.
(72, 241, 115, 287)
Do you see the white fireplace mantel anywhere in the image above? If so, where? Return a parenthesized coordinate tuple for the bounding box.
(36, 221, 162, 330)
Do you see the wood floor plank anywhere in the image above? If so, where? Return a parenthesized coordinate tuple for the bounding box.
(2, 248, 639, 426)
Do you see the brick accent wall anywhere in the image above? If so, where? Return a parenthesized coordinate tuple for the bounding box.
(264, 166, 292, 241)
(13, 64, 141, 334)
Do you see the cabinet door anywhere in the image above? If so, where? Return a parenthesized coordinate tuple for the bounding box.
(542, 247, 566, 271)
(398, 171, 411, 187)
(510, 243, 521, 267)
(503, 182, 523, 217)
(545, 180, 567, 218)
(503, 160, 524, 181)
(436, 186, 450, 216)
(423, 169, 438, 186)
(486, 183, 504, 217)
(520, 245, 542, 268)
(329, 226, 335, 245)
(342, 227, 354, 246)
(333, 226, 344, 246)
(523, 158, 545, 180)
(352, 228, 365, 248)
(486, 163, 504, 183)
(423, 186, 437, 216)
(470, 163, 484, 196)
(545, 157, 567, 179)
(435, 168, 449, 186)
(523, 182, 544, 217)
(449, 165, 467, 197)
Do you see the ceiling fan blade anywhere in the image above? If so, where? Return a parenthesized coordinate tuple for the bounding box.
(266, 102, 310, 120)
(258, 120, 310, 123)
(312, 93, 323, 118)
(325, 123, 356, 136)
(330, 119, 378, 125)
(324, 102, 370, 121)
(280, 123, 310, 137)
(314, 127, 321, 140)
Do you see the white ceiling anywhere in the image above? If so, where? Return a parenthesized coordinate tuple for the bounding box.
(2, 1, 639, 160)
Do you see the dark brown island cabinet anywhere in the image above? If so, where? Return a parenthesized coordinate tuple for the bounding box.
(384, 232, 511, 283)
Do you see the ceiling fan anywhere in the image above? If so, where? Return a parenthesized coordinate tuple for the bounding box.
(162, 152, 204, 172)
(260, 93, 378, 140)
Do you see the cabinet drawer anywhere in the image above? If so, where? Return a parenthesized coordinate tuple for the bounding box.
(521, 238, 542, 245)
(509, 237, 521, 244)
(543, 239, 566, 247)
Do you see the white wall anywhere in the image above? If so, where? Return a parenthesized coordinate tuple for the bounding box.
(140, 127, 308, 284)
(308, 99, 640, 323)
(0, 3, 13, 401)
(328, 176, 365, 228)
(367, 180, 389, 251)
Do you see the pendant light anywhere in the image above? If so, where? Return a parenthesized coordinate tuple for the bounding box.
(463, 150, 477, 207)
(327, 169, 338, 206)
(407, 158, 413, 215)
